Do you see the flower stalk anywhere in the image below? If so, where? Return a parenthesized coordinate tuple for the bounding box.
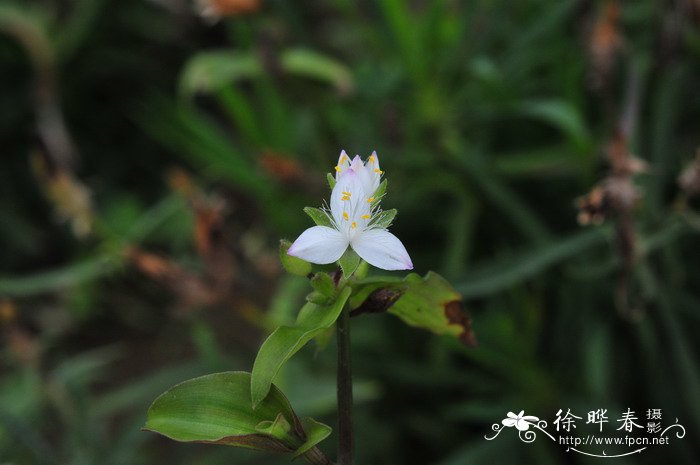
(302, 446, 335, 465)
(336, 289, 354, 465)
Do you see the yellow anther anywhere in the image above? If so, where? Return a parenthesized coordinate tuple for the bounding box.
(343, 212, 349, 220)
(335, 166, 341, 172)
(367, 197, 374, 203)
(369, 155, 376, 164)
(342, 191, 351, 197)
(373, 168, 383, 174)
(361, 214, 370, 219)
(340, 154, 347, 164)
(341, 195, 350, 201)
(351, 221, 357, 229)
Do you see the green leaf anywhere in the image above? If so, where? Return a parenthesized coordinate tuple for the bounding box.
(251, 287, 352, 407)
(351, 272, 477, 346)
(338, 248, 361, 277)
(370, 209, 397, 229)
(293, 418, 332, 457)
(255, 413, 292, 440)
(310, 272, 335, 297)
(279, 240, 312, 277)
(144, 372, 331, 454)
(326, 173, 336, 189)
(303, 207, 333, 227)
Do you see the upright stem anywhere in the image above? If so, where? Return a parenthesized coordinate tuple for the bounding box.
(302, 446, 335, 465)
(336, 303, 354, 465)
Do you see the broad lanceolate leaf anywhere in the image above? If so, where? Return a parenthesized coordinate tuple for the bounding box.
(350, 272, 477, 347)
(280, 240, 312, 277)
(251, 287, 352, 407)
(144, 372, 331, 454)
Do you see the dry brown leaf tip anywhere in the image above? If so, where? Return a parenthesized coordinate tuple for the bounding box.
(197, 0, 261, 21)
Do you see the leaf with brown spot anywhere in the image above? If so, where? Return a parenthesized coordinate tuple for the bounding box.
(349, 272, 477, 346)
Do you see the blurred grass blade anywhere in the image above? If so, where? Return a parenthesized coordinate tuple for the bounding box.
(180, 48, 354, 96)
(280, 48, 354, 93)
(456, 226, 611, 299)
(514, 99, 591, 152)
(179, 51, 262, 96)
(0, 256, 113, 297)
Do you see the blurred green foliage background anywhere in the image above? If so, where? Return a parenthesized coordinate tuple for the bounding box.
(1, 0, 700, 463)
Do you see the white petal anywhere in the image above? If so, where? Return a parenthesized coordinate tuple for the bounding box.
(357, 159, 376, 199)
(502, 419, 517, 427)
(330, 168, 367, 229)
(350, 155, 363, 171)
(363, 150, 381, 195)
(287, 226, 348, 264)
(335, 150, 351, 180)
(351, 229, 413, 270)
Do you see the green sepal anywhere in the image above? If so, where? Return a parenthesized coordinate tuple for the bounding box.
(370, 209, 397, 229)
(327, 173, 336, 189)
(338, 248, 361, 277)
(279, 240, 312, 277)
(371, 179, 387, 205)
(354, 260, 369, 279)
(303, 207, 333, 227)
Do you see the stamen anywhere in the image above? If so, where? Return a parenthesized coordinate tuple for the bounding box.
(369, 155, 375, 164)
(335, 166, 341, 172)
(340, 154, 347, 164)
(367, 197, 374, 203)
(351, 221, 357, 229)
(373, 168, 383, 174)
(341, 195, 350, 201)
(342, 191, 351, 197)
(343, 212, 349, 220)
(361, 214, 370, 219)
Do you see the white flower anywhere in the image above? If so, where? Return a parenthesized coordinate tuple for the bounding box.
(502, 411, 539, 431)
(287, 150, 413, 271)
